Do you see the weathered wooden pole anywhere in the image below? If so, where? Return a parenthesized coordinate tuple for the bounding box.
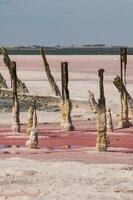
(88, 90, 98, 113)
(96, 69, 108, 151)
(0, 73, 8, 89)
(11, 61, 20, 133)
(26, 106, 34, 136)
(40, 47, 61, 97)
(0, 48, 29, 93)
(26, 99, 38, 148)
(118, 48, 129, 128)
(26, 99, 37, 136)
(33, 98, 38, 128)
(107, 108, 113, 132)
(113, 76, 133, 116)
(60, 62, 74, 131)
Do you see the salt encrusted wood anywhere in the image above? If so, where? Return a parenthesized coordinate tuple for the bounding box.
(96, 69, 108, 151)
(11, 62, 20, 133)
(26, 106, 34, 136)
(40, 47, 61, 97)
(0, 73, 8, 89)
(113, 76, 133, 120)
(117, 48, 130, 128)
(26, 101, 38, 149)
(60, 62, 74, 131)
(106, 108, 113, 132)
(0, 47, 29, 93)
(88, 90, 98, 113)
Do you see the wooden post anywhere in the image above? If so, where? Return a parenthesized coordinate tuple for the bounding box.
(26, 106, 34, 136)
(0, 73, 8, 89)
(96, 69, 108, 151)
(60, 62, 74, 131)
(26, 99, 38, 149)
(26, 99, 37, 136)
(118, 48, 129, 128)
(40, 47, 61, 97)
(88, 90, 98, 113)
(0, 48, 29, 93)
(107, 108, 113, 132)
(113, 76, 133, 117)
(11, 61, 20, 133)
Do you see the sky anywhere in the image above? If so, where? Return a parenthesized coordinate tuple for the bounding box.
(0, 0, 133, 46)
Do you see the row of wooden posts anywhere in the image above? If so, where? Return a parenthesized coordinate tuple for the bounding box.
(10, 61, 75, 149)
(9, 60, 109, 151)
(4, 47, 130, 151)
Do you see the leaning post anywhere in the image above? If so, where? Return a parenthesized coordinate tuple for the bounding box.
(11, 61, 20, 133)
(40, 47, 61, 97)
(96, 69, 108, 151)
(60, 62, 74, 131)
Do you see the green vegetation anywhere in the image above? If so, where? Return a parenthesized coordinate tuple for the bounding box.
(2, 45, 133, 55)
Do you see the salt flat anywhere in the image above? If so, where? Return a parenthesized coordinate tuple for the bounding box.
(0, 157, 133, 200)
(0, 55, 133, 200)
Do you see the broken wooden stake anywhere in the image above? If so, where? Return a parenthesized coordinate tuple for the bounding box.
(60, 62, 74, 131)
(113, 76, 133, 117)
(88, 90, 113, 132)
(88, 90, 98, 113)
(26, 98, 37, 136)
(26, 106, 34, 136)
(107, 108, 113, 132)
(96, 69, 108, 151)
(11, 61, 20, 133)
(26, 99, 38, 148)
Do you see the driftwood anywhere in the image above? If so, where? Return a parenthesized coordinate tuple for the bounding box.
(0, 73, 8, 89)
(40, 47, 61, 97)
(11, 62, 20, 133)
(0, 47, 29, 93)
(60, 62, 74, 131)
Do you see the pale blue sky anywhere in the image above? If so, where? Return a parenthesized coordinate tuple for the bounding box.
(0, 0, 133, 46)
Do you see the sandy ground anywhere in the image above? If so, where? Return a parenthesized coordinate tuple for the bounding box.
(0, 55, 133, 200)
(0, 157, 133, 200)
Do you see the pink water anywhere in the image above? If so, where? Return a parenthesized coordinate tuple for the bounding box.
(0, 55, 133, 74)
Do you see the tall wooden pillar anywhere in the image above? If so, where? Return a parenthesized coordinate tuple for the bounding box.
(96, 69, 108, 151)
(118, 48, 129, 128)
(11, 61, 20, 133)
(60, 62, 74, 131)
